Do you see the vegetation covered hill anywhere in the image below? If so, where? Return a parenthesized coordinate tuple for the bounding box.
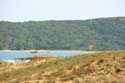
(0, 17, 125, 50)
(0, 51, 125, 83)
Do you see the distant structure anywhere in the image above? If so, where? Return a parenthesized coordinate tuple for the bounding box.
(15, 55, 57, 62)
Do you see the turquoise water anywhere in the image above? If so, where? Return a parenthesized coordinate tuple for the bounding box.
(0, 51, 82, 60)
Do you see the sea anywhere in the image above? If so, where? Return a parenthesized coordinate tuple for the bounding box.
(0, 51, 80, 60)
(0, 51, 95, 62)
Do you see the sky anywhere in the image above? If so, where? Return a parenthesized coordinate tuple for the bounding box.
(0, 0, 125, 22)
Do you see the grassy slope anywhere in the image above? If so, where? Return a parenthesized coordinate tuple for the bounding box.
(0, 51, 125, 83)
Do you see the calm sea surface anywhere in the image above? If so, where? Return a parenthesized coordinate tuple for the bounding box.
(0, 51, 84, 60)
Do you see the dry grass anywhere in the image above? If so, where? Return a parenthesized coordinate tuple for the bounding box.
(0, 51, 125, 83)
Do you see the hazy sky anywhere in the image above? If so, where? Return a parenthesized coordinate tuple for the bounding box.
(0, 0, 125, 21)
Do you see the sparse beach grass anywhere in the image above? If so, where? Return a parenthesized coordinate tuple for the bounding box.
(0, 51, 125, 83)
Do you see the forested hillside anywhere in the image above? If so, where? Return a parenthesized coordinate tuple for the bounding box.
(0, 17, 125, 50)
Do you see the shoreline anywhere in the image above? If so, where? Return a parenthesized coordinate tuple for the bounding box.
(0, 50, 125, 52)
(0, 50, 94, 53)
